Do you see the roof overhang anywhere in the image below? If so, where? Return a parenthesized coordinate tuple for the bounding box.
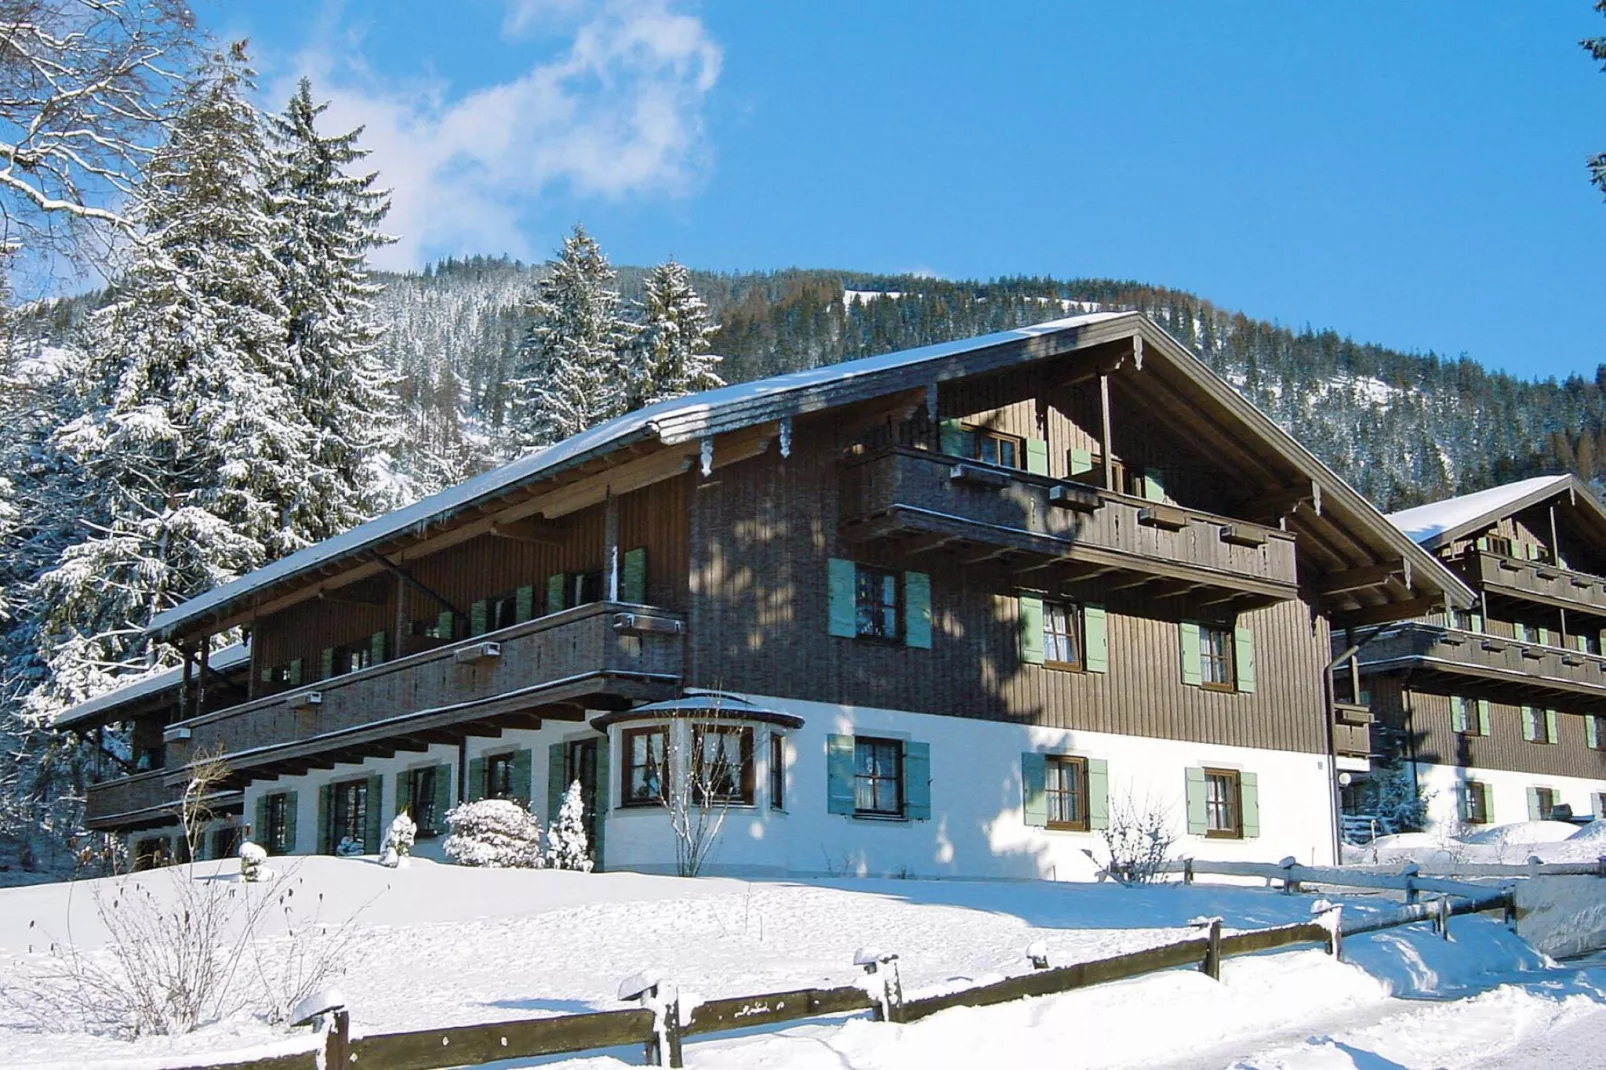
(1390, 475, 1606, 553)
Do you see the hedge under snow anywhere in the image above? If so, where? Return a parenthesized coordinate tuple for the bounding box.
(443, 799, 544, 868)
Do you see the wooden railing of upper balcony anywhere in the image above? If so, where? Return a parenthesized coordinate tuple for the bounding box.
(160, 601, 685, 782)
(839, 445, 1299, 601)
(1355, 620, 1606, 711)
(1454, 550, 1606, 616)
(1332, 702, 1373, 760)
(84, 768, 179, 830)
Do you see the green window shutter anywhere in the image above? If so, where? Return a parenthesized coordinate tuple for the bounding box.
(1024, 438, 1049, 476)
(512, 749, 533, 805)
(1185, 768, 1207, 835)
(1527, 787, 1541, 822)
(1142, 469, 1165, 502)
(1179, 622, 1203, 687)
(432, 764, 452, 828)
(260, 666, 273, 683)
(283, 791, 298, 853)
(1538, 626, 1551, 646)
(904, 571, 932, 649)
(1019, 595, 1045, 664)
(395, 769, 413, 820)
(1588, 715, 1601, 750)
(437, 609, 454, 640)
(1522, 706, 1538, 742)
(1233, 625, 1256, 694)
(364, 775, 383, 851)
(319, 647, 334, 680)
(1085, 604, 1108, 673)
(1485, 786, 1495, 824)
(593, 737, 609, 870)
(470, 599, 488, 636)
(621, 547, 648, 604)
(1240, 772, 1260, 838)
(516, 584, 535, 622)
(547, 573, 568, 615)
(288, 658, 303, 686)
(370, 630, 386, 665)
(467, 757, 485, 802)
(938, 418, 968, 456)
(1087, 757, 1109, 831)
(903, 741, 931, 820)
(254, 794, 270, 849)
(826, 734, 856, 814)
(1546, 709, 1559, 745)
(547, 742, 566, 825)
(1475, 537, 1490, 551)
(1069, 447, 1094, 477)
(1477, 699, 1492, 736)
(1020, 752, 1047, 827)
(1470, 613, 1484, 634)
(1450, 697, 1467, 734)
(317, 784, 333, 855)
(827, 558, 857, 638)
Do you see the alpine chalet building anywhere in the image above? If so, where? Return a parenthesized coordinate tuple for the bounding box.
(57, 312, 1471, 878)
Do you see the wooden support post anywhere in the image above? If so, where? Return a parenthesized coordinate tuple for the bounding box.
(395, 568, 409, 658)
(326, 1008, 349, 1068)
(1437, 895, 1450, 940)
(1200, 918, 1222, 980)
(196, 642, 209, 715)
(604, 490, 620, 602)
(1099, 372, 1114, 492)
(178, 645, 194, 720)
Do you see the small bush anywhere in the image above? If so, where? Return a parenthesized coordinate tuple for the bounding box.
(443, 799, 544, 868)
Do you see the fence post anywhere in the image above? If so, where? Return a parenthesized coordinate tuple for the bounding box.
(1598, 855, 1606, 879)
(1184, 857, 1194, 885)
(326, 1009, 349, 1068)
(1198, 918, 1222, 980)
(1278, 857, 1300, 895)
(1314, 902, 1343, 960)
(856, 950, 905, 1024)
(663, 988, 684, 1069)
(1436, 895, 1450, 940)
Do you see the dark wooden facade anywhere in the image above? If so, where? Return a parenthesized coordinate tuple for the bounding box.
(67, 314, 1463, 832)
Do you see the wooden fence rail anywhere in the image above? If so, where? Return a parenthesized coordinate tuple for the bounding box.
(150, 887, 1516, 1070)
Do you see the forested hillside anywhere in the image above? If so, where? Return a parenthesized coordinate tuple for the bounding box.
(349, 257, 1606, 511)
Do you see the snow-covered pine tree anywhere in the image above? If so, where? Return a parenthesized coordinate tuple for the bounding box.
(545, 779, 593, 871)
(31, 44, 306, 712)
(625, 258, 723, 411)
(263, 77, 402, 540)
(505, 225, 638, 453)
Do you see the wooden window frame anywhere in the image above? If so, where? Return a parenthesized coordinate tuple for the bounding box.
(1044, 755, 1089, 831)
(1534, 786, 1558, 821)
(620, 725, 668, 808)
(853, 564, 902, 643)
(769, 732, 786, 810)
(853, 736, 905, 817)
(330, 778, 369, 853)
(1203, 768, 1242, 839)
(266, 791, 291, 855)
(969, 426, 1023, 469)
(1043, 599, 1084, 672)
(1592, 715, 1606, 751)
(1199, 624, 1236, 692)
(573, 569, 605, 607)
(484, 752, 516, 801)
(490, 591, 519, 631)
(409, 766, 440, 837)
(1461, 780, 1489, 825)
(691, 724, 755, 806)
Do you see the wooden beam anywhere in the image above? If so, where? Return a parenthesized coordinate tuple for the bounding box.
(1317, 561, 1409, 597)
(1326, 594, 1443, 629)
(489, 518, 567, 545)
(1244, 480, 1320, 521)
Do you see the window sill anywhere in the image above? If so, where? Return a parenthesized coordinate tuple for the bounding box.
(1200, 682, 1239, 694)
(1043, 661, 1085, 674)
(1045, 822, 1092, 833)
(1203, 830, 1244, 840)
(849, 811, 908, 823)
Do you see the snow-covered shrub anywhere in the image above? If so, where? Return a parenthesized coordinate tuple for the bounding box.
(1100, 792, 1176, 885)
(442, 799, 544, 868)
(379, 812, 416, 868)
(545, 780, 594, 872)
(238, 841, 268, 883)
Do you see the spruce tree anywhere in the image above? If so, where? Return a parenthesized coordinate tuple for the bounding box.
(506, 225, 637, 451)
(32, 45, 305, 707)
(626, 258, 723, 410)
(263, 77, 401, 540)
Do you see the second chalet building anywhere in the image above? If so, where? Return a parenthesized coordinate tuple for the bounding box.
(57, 311, 1473, 877)
(1345, 476, 1606, 833)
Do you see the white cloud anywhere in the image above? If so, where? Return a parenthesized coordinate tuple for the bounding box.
(278, 0, 722, 269)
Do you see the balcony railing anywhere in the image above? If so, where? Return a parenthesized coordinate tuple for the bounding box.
(1356, 621, 1606, 711)
(1457, 550, 1606, 616)
(162, 601, 685, 782)
(839, 446, 1299, 603)
(1332, 702, 1373, 760)
(84, 768, 179, 831)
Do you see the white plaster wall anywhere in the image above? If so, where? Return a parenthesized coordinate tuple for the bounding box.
(1415, 761, 1606, 834)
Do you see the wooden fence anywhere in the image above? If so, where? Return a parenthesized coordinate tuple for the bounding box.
(153, 885, 1515, 1070)
(1163, 856, 1606, 899)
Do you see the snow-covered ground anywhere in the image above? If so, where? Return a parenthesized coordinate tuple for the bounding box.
(0, 855, 1601, 1069)
(1345, 819, 1606, 869)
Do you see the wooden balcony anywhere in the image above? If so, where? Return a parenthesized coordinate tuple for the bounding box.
(1356, 621, 1606, 712)
(84, 769, 181, 831)
(839, 446, 1299, 606)
(162, 601, 685, 785)
(1332, 702, 1373, 761)
(1456, 551, 1606, 617)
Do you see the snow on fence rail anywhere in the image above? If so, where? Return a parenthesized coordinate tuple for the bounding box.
(148, 891, 1516, 1070)
(1164, 856, 1606, 897)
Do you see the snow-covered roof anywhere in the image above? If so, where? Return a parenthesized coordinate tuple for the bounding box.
(54, 643, 251, 729)
(1387, 476, 1573, 548)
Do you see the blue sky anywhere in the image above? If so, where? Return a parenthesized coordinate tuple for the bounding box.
(225, 1, 1606, 380)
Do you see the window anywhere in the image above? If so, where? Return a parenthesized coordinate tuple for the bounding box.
(266, 792, 291, 855)
(1524, 706, 1555, 745)
(1204, 768, 1241, 838)
(212, 825, 243, 860)
(1483, 534, 1515, 557)
(1044, 600, 1083, 669)
(1589, 715, 1606, 750)
(1596, 792, 1606, 820)
(564, 739, 600, 846)
(1044, 755, 1088, 831)
(411, 615, 458, 641)
(409, 766, 440, 836)
(854, 565, 900, 640)
(692, 725, 754, 805)
(973, 428, 1022, 469)
(1533, 787, 1558, 821)
(331, 779, 369, 853)
(1462, 780, 1490, 825)
(484, 753, 516, 800)
(854, 737, 903, 816)
(1200, 625, 1235, 690)
(573, 569, 604, 607)
(491, 592, 519, 631)
(622, 726, 667, 806)
(769, 733, 786, 810)
(133, 837, 169, 871)
(330, 640, 376, 677)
